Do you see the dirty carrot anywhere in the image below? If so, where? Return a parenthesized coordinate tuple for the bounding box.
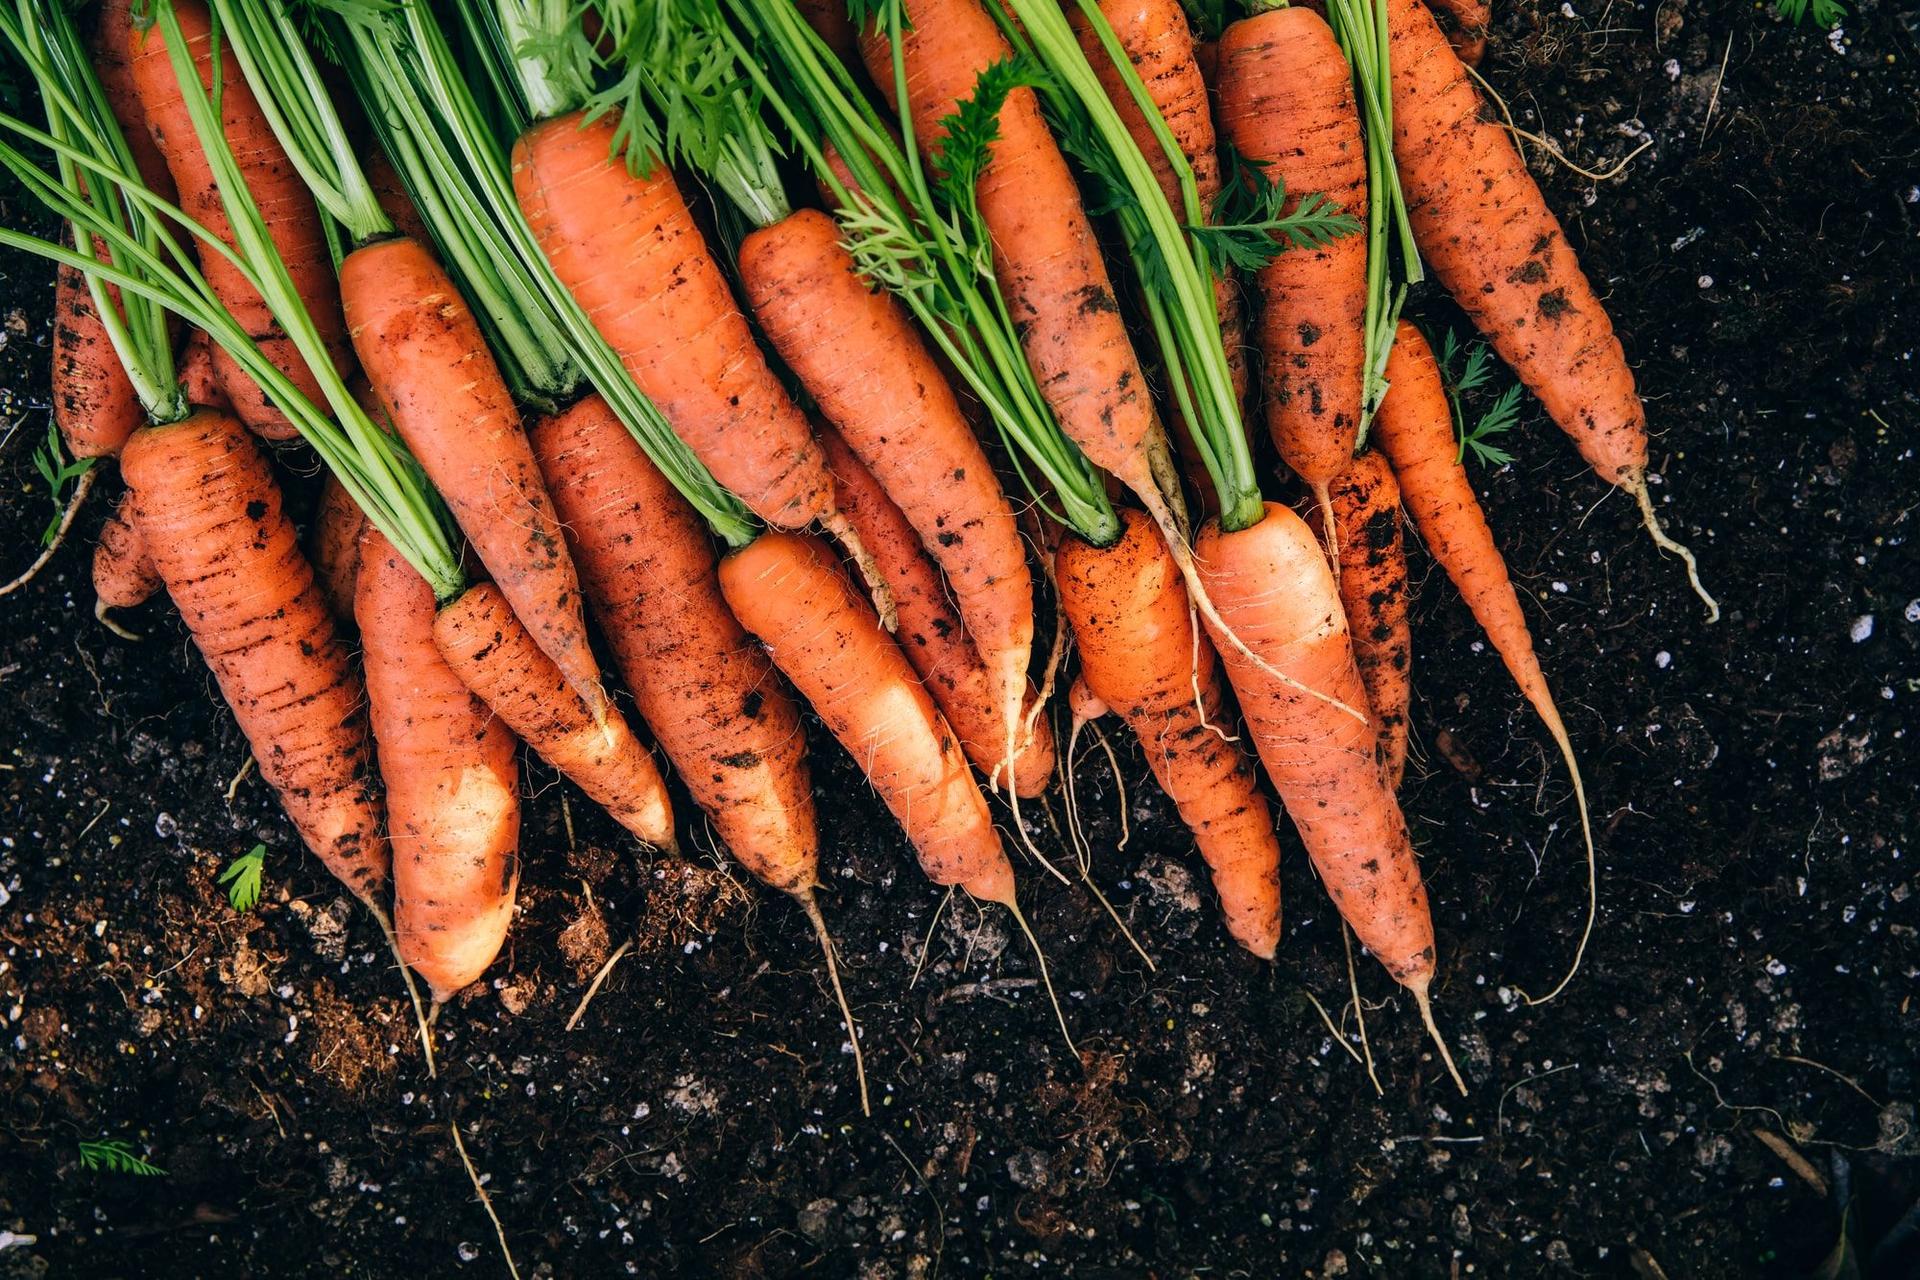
(52, 260, 144, 458)
(1370, 321, 1595, 1004)
(92, 486, 159, 617)
(1384, 0, 1715, 617)
(309, 471, 367, 631)
(1322, 451, 1413, 788)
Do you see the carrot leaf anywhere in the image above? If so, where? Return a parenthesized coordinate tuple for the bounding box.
(30, 422, 95, 548)
(218, 843, 268, 912)
(77, 1139, 167, 1177)
(1438, 331, 1521, 467)
(1199, 146, 1362, 269)
(933, 55, 1045, 206)
(1778, 0, 1845, 27)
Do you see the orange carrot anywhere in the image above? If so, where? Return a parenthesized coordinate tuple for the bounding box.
(91, 0, 176, 201)
(1371, 321, 1595, 1002)
(127, 0, 352, 441)
(815, 423, 1056, 798)
(120, 410, 388, 904)
(433, 581, 674, 851)
(1215, 6, 1368, 519)
(1057, 509, 1282, 958)
(796, 0, 863, 67)
(52, 261, 143, 458)
(1424, 0, 1489, 65)
(738, 207, 1035, 758)
(357, 527, 521, 1004)
(178, 327, 226, 409)
(1323, 451, 1412, 788)
(309, 472, 367, 631)
(1385, 0, 1714, 616)
(93, 487, 159, 610)
(338, 235, 606, 718)
(365, 145, 432, 245)
(1193, 501, 1461, 1089)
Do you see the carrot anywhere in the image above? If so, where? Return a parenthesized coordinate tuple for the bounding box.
(93, 487, 159, 612)
(1322, 451, 1412, 788)
(310, 472, 367, 632)
(510, 112, 886, 617)
(1193, 501, 1462, 1090)
(365, 145, 432, 245)
(357, 527, 520, 1004)
(1385, 0, 1715, 617)
(433, 581, 675, 851)
(738, 207, 1035, 764)
(1424, 0, 1489, 65)
(1068, 0, 1249, 407)
(119, 410, 388, 905)
(1371, 321, 1595, 1003)
(127, 0, 352, 441)
(52, 261, 144, 458)
(178, 327, 226, 409)
(1215, 6, 1369, 523)
(91, 0, 176, 201)
(814, 423, 1056, 798)
(796, 0, 863, 67)
(1057, 509, 1282, 958)
(338, 235, 607, 719)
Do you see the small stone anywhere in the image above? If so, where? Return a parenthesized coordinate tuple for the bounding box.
(1850, 614, 1875, 642)
(1655, 651, 1672, 669)
(1697, 274, 1714, 289)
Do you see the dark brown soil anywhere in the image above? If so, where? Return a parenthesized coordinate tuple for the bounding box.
(3, 2, 1918, 1275)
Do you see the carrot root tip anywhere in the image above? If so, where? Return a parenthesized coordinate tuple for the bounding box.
(93, 597, 144, 641)
(1629, 474, 1719, 623)
(1412, 981, 1467, 1096)
(798, 888, 871, 1118)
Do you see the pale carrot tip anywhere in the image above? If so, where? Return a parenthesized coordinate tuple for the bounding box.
(1413, 983, 1467, 1096)
(1629, 473, 1720, 623)
(93, 598, 144, 641)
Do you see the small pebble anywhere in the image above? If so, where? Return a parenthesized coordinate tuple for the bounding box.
(1655, 651, 1672, 669)
(1850, 614, 1874, 643)
(1903, 599, 1920, 623)
(1697, 274, 1714, 289)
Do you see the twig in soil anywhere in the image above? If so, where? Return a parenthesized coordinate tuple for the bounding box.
(566, 938, 632, 1032)
(76, 799, 112, 845)
(449, 1121, 521, 1280)
(1496, 1061, 1578, 1133)
(1755, 1129, 1830, 1197)
(1702, 31, 1734, 136)
(1299, 983, 1365, 1066)
(1771, 1052, 1883, 1109)
(1342, 927, 1384, 1096)
(935, 976, 1038, 1007)
(1461, 63, 1651, 184)
(223, 755, 255, 805)
(1, 467, 97, 598)
(909, 887, 954, 988)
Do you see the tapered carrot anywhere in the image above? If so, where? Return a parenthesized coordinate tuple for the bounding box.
(309, 472, 367, 631)
(739, 207, 1035, 763)
(433, 582, 674, 851)
(52, 261, 143, 458)
(1058, 509, 1282, 957)
(91, 0, 176, 200)
(1194, 501, 1461, 1090)
(93, 487, 159, 611)
(1371, 321, 1594, 1003)
(127, 0, 351, 440)
(338, 235, 606, 719)
(357, 528, 521, 1004)
(815, 423, 1056, 798)
(1424, 0, 1489, 65)
(1322, 451, 1412, 788)
(120, 410, 388, 904)
(1385, 0, 1714, 617)
(1215, 6, 1368, 521)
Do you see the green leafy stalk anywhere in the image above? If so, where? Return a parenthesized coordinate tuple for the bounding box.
(31, 422, 95, 546)
(723, 0, 1120, 547)
(77, 1139, 167, 1176)
(219, 841, 268, 911)
(1437, 329, 1518, 467)
(491, 0, 598, 120)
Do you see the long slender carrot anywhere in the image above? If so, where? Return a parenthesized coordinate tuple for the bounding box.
(126, 0, 351, 441)
(1057, 509, 1282, 958)
(815, 423, 1056, 799)
(1215, 6, 1369, 521)
(1371, 321, 1595, 1003)
(1194, 501, 1462, 1090)
(433, 581, 675, 852)
(52, 261, 143, 458)
(120, 410, 388, 905)
(1322, 451, 1412, 788)
(338, 235, 607, 719)
(738, 206, 1034, 761)
(357, 528, 521, 1005)
(93, 487, 159, 610)
(309, 472, 367, 631)
(1385, 0, 1715, 617)
(92, 0, 176, 200)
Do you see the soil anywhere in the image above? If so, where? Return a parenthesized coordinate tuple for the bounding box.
(3, 2, 1918, 1276)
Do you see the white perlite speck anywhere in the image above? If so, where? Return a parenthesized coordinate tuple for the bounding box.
(1850, 615, 1874, 643)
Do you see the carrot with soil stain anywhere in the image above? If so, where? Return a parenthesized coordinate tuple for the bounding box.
(93, 487, 159, 616)
(1215, 6, 1369, 525)
(1423, 0, 1489, 66)
(1323, 451, 1412, 788)
(1370, 321, 1595, 1004)
(739, 207, 1035, 770)
(127, 0, 351, 441)
(309, 472, 367, 631)
(1058, 509, 1282, 958)
(815, 423, 1056, 799)
(92, 0, 177, 200)
(357, 528, 521, 1005)
(339, 235, 607, 720)
(53, 261, 144, 458)
(178, 328, 226, 409)
(433, 581, 675, 851)
(532, 396, 871, 1114)
(1193, 500, 1462, 1090)
(1384, 0, 1714, 617)
(120, 410, 388, 905)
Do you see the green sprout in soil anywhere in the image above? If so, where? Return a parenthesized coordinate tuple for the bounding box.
(30, 421, 94, 547)
(219, 843, 267, 912)
(1778, 0, 1846, 28)
(1437, 329, 1521, 467)
(77, 1139, 167, 1177)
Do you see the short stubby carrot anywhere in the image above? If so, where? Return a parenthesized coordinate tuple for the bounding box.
(127, 0, 350, 441)
(720, 531, 1017, 907)
(52, 261, 143, 458)
(1057, 509, 1282, 958)
(120, 410, 388, 904)
(93, 487, 159, 610)
(357, 528, 521, 1004)
(816, 424, 1056, 799)
(179, 327, 226, 410)
(433, 582, 675, 851)
(309, 472, 367, 631)
(339, 235, 606, 718)
(739, 207, 1035, 749)
(531, 395, 819, 895)
(1193, 502, 1434, 988)
(1324, 451, 1412, 788)
(1215, 7, 1369, 513)
(860, 0, 1167, 506)
(510, 111, 834, 534)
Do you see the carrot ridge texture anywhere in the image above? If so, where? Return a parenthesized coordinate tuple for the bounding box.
(1058, 510, 1282, 958)
(93, 487, 160, 610)
(52, 262, 144, 459)
(121, 411, 388, 903)
(358, 529, 521, 1003)
(1324, 452, 1412, 788)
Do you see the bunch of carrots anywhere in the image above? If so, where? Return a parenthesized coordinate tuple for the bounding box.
(1, 0, 1715, 1104)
